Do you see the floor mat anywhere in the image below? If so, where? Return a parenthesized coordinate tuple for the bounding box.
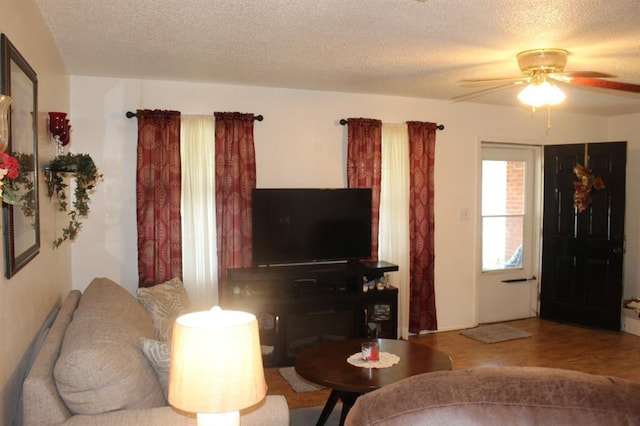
(290, 403, 341, 425)
(460, 323, 531, 344)
(279, 366, 325, 392)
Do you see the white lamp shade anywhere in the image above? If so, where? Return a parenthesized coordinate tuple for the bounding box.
(168, 307, 267, 414)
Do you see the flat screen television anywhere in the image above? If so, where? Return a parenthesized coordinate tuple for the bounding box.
(252, 188, 372, 266)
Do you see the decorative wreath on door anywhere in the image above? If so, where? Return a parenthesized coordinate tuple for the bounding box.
(573, 164, 605, 213)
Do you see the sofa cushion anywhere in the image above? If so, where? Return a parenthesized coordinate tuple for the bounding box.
(62, 397, 290, 426)
(54, 277, 166, 415)
(140, 337, 171, 397)
(137, 277, 191, 343)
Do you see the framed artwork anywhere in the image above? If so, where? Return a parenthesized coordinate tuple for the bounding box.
(1, 33, 40, 278)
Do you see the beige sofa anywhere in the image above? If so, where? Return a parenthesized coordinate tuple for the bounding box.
(346, 367, 640, 425)
(22, 277, 289, 425)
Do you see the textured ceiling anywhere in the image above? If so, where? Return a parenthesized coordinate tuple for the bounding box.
(35, 0, 640, 116)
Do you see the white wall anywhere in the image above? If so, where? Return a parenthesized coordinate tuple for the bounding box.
(609, 113, 640, 300)
(70, 76, 636, 333)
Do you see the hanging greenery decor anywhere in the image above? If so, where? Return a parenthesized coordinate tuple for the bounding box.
(573, 164, 605, 213)
(46, 153, 102, 248)
(13, 152, 36, 219)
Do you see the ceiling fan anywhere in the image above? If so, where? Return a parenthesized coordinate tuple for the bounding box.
(455, 48, 640, 107)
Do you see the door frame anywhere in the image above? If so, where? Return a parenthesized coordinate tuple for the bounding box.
(476, 140, 543, 324)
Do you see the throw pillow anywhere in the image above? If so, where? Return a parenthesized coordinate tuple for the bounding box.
(139, 337, 171, 398)
(54, 277, 165, 414)
(137, 277, 191, 343)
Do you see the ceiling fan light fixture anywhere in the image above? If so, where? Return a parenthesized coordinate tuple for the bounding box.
(517, 48, 569, 73)
(517, 81, 566, 107)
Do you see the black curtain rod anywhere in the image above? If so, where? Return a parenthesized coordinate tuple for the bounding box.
(339, 118, 444, 131)
(125, 111, 264, 121)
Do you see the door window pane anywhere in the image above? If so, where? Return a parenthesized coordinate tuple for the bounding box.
(482, 216, 524, 270)
(482, 159, 526, 271)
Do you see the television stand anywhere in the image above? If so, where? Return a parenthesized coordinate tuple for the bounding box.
(223, 260, 398, 367)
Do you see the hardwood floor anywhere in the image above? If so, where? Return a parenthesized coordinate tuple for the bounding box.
(266, 318, 640, 409)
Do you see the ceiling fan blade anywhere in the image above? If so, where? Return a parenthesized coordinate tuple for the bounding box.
(552, 71, 617, 79)
(459, 76, 528, 87)
(550, 71, 617, 84)
(567, 77, 640, 93)
(453, 81, 524, 102)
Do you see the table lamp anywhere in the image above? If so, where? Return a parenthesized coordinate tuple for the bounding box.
(168, 306, 267, 426)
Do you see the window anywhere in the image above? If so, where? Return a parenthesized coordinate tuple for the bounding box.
(481, 159, 525, 271)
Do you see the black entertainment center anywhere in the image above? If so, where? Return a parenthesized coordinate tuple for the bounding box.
(223, 260, 398, 367)
(222, 188, 399, 366)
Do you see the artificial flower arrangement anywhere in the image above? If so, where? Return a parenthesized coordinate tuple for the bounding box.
(573, 164, 605, 213)
(0, 151, 21, 205)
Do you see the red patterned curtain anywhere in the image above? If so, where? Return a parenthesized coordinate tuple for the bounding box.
(346, 118, 382, 260)
(135, 110, 182, 288)
(407, 121, 437, 332)
(215, 112, 256, 297)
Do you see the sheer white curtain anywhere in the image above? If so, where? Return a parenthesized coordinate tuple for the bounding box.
(379, 123, 411, 339)
(181, 115, 218, 309)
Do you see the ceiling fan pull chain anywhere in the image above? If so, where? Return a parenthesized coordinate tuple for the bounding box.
(584, 144, 589, 166)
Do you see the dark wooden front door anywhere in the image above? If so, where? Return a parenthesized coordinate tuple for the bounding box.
(540, 142, 626, 331)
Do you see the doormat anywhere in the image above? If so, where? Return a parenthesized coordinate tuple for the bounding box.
(279, 367, 325, 393)
(460, 323, 531, 344)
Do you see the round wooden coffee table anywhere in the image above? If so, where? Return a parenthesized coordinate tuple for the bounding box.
(295, 338, 452, 425)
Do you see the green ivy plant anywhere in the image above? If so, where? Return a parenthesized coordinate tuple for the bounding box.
(13, 152, 36, 221)
(46, 153, 102, 248)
